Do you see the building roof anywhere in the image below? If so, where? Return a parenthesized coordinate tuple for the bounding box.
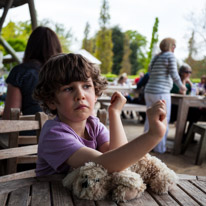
(75, 49, 101, 65)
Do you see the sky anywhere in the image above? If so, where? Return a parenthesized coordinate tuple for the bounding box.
(2, 0, 206, 62)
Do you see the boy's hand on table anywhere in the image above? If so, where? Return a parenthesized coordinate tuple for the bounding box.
(147, 100, 167, 138)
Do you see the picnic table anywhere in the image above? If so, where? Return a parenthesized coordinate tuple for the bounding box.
(0, 174, 206, 205)
(105, 85, 136, 95)
(171, 94, 206, 154)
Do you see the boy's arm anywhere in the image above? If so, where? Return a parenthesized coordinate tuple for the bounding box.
(108, 92, 128, 150)
(67, 99, 167, 172)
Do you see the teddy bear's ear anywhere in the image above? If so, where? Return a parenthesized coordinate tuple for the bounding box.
(62, 168, 80, 190)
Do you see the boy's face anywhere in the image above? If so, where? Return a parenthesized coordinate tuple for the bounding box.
(47, 78, 97, 125)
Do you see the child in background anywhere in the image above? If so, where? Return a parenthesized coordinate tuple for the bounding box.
(33, 53, 166, 182)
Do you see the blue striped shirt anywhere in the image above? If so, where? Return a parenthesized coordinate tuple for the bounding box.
(145, 52, 182, 94)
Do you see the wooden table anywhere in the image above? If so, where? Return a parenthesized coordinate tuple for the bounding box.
(0, 174, 206, 205)
(105, 85, 136, 95)
(171, 94, 206, 154)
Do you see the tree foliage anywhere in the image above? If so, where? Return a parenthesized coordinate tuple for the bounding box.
(0, 21, 32, 55)
(111, 26, 124, 75)
(126, 30, 147, 75)
(40, 19, 72, 53)
(95, 0, 113, 73)
(144, 17, 159, 72)
(82, 22, 95, 54)
(186, 7, 206, 58)
(0, 19, 73, 58)
(185, 31, 206, 78)
(120, 33, 132, 74)
(95, 29, 113, 73)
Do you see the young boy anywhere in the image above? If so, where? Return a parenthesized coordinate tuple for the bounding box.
(33, 53, 166, 177)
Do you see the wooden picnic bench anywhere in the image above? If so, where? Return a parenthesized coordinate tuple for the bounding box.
(0, 174, 206, 205)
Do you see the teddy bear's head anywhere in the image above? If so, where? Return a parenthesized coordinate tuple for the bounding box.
(63, 162, 111, 200)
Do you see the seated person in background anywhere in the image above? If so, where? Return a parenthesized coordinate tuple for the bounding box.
(115, 73, 132, 103)
(3, 26, 62, 120)
(170, 64, 201, 141)
(171, 65, 192, 95)
(197, 75, 206, 95)
(130, 72, 150, 123)
(133, 72, 144, 85)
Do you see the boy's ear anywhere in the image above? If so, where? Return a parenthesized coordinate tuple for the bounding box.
(46, 101, 57, 110)
(95, 96, 98, 103)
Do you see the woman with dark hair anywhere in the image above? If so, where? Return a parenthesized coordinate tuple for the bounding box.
(3, 26, 62, 119)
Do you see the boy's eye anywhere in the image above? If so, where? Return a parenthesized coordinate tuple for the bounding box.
(83, 84, 92, 89)
(63, 87, 73, 92)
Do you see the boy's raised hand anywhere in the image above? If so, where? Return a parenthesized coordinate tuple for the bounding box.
(147, 100, 167, 138)
(109, 91, 127, 114)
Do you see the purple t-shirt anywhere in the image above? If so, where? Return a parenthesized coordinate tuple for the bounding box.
(35, 115, 109, 176)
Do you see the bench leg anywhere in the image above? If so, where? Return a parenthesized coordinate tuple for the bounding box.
(195, 129, 206, 165)
(181, 124, 195, 154)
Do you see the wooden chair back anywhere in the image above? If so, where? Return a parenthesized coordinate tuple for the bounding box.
(1, 108, 48, 175)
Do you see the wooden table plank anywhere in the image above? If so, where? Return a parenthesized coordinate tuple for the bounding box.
(0, 178, 35, 194)
(191, 180, 206, 193)
(148, 190, 180, 206)
(72, 194, 96, 206)
(178, 180, 206, 205)
(51, 181, 74, 206)
(119, 191, 159, 206)
(31, 182, 51, 206)
(0, 193, 8, 206)
(168, 185, 199, 206)
(197, 176, 206, 181)
(8, 186, 30, 206)
(96, 199, 117, 206)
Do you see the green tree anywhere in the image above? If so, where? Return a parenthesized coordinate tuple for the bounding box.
(95, 0, 113, 74)
(0, 21, 32, 55)
(40, 19, 72, 53)
(111, 26, 124, 75)
(120, 33, 132, 75)
(185, 31, 205, 78)
(144, 17, 159, 72)
(126, 30, 147, 74)
(82, 22, 95, 54)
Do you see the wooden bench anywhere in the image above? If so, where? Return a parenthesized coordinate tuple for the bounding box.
(0, 110, 49, 177)
(101, 102, 147, 121)
(182, 123, 206, 165)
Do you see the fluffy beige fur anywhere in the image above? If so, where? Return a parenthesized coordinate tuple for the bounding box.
(63, 153, 178, 202)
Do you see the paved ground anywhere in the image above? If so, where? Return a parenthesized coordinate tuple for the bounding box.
(106, 117, 206, 176)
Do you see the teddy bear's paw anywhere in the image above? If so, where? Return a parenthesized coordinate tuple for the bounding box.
(111, 170, 146, 202)
(112, 183, 146, 203)
(149, 170, 179, 194)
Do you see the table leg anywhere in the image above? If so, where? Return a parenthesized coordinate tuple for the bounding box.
(173, 98, 189, 154)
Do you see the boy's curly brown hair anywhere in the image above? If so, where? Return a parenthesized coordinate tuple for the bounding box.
(33, 53, 108, 115)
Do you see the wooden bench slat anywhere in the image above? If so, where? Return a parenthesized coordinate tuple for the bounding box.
(0, 120, 40, 133)
(101, 102, 147, 112)
(0, 145, 38, 160)
(17, 155, 37, 164)
(18, 136, 37, 144)
(0, 169, 36, 183)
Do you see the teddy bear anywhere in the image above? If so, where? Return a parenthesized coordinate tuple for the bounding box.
(62, 153, 178, 203)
